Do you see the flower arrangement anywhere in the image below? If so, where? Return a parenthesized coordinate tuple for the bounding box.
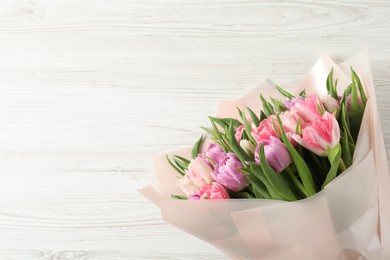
(140, 52, 390, 259)
(168, 68, 366, 202)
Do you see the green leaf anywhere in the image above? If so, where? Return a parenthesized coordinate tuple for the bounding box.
(339, 103, 352, 141)
(210, 117, 228, 128)
(259, 145, 298, 201)
(350, 69, 360, 115)
(326, 68, 338, 99)
(200, 126, 215, 138)
(171, 194, 188, 200)
(307, 151, 327, 186)
(260, 110, 267, 121)
(246, 107, 261, 126)
(341, 130, 352, 168)
(222, 118, 242, 128)
(299, 89, 306, 98)
(191, 135, 204, 159)
(270, 97, 288, 113)
(281, 168, 306, 199)
(174, 155, 191, 165)
(350, 105, 365, 141)
(237, 108, 257, 144)
(209, 117, 229, 151)
(276, 114, 317, 196)
(326, 68, 333, 93)
(322, 144, 341, 188)
(227, 189, 255, 199)
(173, 158, 189, 170)
(316, 102, 325, 115)
(296, 118, 302, 136)
(275, 85, 295, 99)
(351, 67, 367, 106)
(226, 121, 253, 164)
(260, 94, 274, 117)
(248, 164, 278, 199)
(166, 155, 185, 176)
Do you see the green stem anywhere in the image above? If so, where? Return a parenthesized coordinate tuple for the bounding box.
(339, 159, 346, 173)
(286, 166, 308, 197)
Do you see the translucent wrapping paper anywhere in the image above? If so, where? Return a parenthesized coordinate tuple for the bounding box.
(140, 51, 390, 260)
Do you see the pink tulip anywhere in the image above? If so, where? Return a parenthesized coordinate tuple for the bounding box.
(293, 95, 324, 123)
(199, 182, 230, 199)
(292, 112, 340, 156)
(252, 115, 298, 146)
(235, 125, 245, 142)
(255, 136, 292, 173)
(279, 109, 305, 133)
(251, 116, 278, 143)
(186, 157, 214, 188)
(201, 143, 226, 168)
(213, 152, 249, 192)
(176, 175, 199, 197)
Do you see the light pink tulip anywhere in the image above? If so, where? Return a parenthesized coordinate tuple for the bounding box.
(240, 140, 256, 155)
(321, 95, 340, 113)
(293, 95, 324, 123)
(199, 182, 230, 199)
(292, 112, 340, 156)
(255, 136, 292, 173)
(279, 109, 305, 133)
(186, 157, 214, 187)
(176, 175, 199, 197)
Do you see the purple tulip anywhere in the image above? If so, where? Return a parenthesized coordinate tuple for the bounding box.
(255, 136, 292, 173)
(201, 144, 226, 168)
(283, 96, 304, 109)
(213, 152, 249, 192)
(339, 94, 362, 111)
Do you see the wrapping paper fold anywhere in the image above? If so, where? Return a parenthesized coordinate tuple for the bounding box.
(140, 51, 390, 260)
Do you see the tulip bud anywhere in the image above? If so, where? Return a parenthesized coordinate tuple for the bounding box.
(186, 157, 214, 187)
(240, 140, 256, 155)
(321, 95, 340, 113)
(255, 136, 292, 173)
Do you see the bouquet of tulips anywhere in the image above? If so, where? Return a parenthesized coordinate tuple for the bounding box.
(169, 68, 365, 202)
(140, 51, 390, 259)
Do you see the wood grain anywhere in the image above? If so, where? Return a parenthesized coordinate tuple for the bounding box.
(0, 0, 389, 259)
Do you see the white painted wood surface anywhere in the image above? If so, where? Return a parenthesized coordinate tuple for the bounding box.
(0, 0, 389, 259)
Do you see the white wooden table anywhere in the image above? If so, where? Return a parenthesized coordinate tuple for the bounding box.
(0, 1, 389, 259)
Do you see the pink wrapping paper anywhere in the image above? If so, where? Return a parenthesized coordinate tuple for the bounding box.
(140, 51, 390, 259)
